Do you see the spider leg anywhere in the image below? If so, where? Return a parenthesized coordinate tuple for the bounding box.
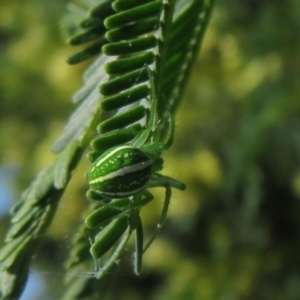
(86, 194, 155, 229)
(131, 190, 154, 274)
(91, 191, 155, 278)
(152, 173, 186, 191)
(145, 112, 175, 152)
(131, 214, 143, 275)
(86, 189, 108, 201)
(142, 183, 172, 253)
(142, 176, 185, 253)
(86, 198, 130, 228)
(129, 190, 153, 275)
(161, 111, 175, 150)
(132, 66, 158, 148)
(95, 227, 132, 279)
(140, 104, 176, 156)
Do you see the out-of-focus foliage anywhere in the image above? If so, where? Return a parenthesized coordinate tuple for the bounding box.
(1, 0, 300, 299)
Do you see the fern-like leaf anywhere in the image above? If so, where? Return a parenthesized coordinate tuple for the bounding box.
(0, 142, 83, 299)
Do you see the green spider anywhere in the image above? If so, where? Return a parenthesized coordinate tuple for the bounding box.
(85, 68, 186, 278)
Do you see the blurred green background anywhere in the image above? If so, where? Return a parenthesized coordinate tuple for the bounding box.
(1, 0, 300, 299)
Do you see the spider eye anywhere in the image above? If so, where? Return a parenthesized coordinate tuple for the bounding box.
(87, 145, 153, 198)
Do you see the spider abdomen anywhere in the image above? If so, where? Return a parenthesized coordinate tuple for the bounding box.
(87, 145, 153, 198)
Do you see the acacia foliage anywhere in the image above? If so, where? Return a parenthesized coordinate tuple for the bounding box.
(0, 1, 300, 299)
